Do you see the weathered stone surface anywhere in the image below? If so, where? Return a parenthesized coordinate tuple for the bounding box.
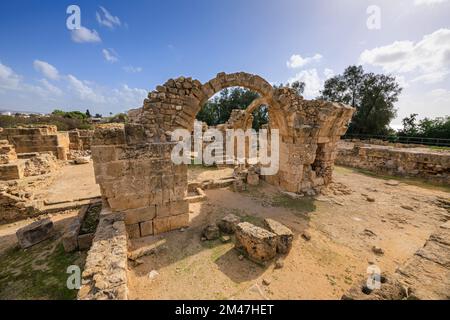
(16, 218, 54, 249)
(140, 220, 153, 237)
(217, 213, 241, 234)
(264, 218, 293, 254)
(78, 233, 94, 250)
(74, 156, 90, 164)
(126, 223, 141, 239)
(78, 210, 128, 300)
(202, 224, 220, 240)
(336, 142, 450, 185)
(247, 172, 259, 186)
(235, 222, 277, 264)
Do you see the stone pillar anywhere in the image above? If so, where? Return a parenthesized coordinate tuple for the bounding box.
(91, 124, 189, 239)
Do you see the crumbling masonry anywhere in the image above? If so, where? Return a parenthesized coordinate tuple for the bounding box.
(91, 72, 354, 238)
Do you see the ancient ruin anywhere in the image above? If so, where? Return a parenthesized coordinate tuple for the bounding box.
(0, 126, 69, 160)
(91, 72, 354, 238)
(337, 141, 450, 185)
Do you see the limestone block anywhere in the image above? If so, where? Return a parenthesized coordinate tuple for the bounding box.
(235, 222, 277, 264)
(16, 218, 54, 249)
(169, 213, 189, 230)
(108, 195, 149, 211)
(62, 220, 81, 252)
(153, 217, 171, 234)
(139, 220, 153, 237)
(78, 233, 95, 250)
(264, 218, 293, 254)
(217, 214, 241, 234)
(124, 206, 156, 225)
(170, 200, 189, 216)
(126, 223, 141, 239)
(156, 203, 171, 217)
(247, 172, 260, 186)
(91, 145, 117, 163)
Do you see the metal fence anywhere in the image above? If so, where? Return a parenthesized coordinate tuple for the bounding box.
(342, 133, 450, 147)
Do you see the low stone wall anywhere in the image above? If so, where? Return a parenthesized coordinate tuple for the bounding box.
(0, 126, 69, 160)
(336, 143, 450, 184)
(77, 209, 128, 300)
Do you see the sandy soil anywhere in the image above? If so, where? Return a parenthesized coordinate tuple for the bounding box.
(127, 166, 449, 300)
(187, 165, 234, 184)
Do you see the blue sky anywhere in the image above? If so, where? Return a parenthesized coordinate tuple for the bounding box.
(0, 0, 449, 127)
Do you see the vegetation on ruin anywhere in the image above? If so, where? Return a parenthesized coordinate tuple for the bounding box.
(80, 203, 101, 235)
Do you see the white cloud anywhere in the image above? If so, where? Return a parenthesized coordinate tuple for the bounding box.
(286, 53, 322, 69)
(287, 68, 334, 98)
(111, 85, 147, 107)
(0, 61, 21, 90)
(414, 0, 448, 6)
(33, 60, 59, 80)
(38, 79, 62, 96)
(429, 88, 450, 104)
(0, 60, 147, 114)
(359, 28, 450, 84)
(66, 74, 105, 103)
(96, 6, 121, 29)
(123, 66, 143, 73)
(71, 26, 101, 43)
(323, 68, 335, 79)
(102, 48, 119, 63)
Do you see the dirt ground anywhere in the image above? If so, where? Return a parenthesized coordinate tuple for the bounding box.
(127, 166, 450, 300)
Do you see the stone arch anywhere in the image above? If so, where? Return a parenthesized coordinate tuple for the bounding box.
(91, 72, 355, 239)
(170, 72, 287, 134)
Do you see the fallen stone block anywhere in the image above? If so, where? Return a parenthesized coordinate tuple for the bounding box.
(235, 222, 277, 264)
(16, 218, 54, 249)
(247, 172, 259, 186)
(74, 156, 90, 164)
(233, 179, 246, 192)
(202, 224, 220, 240)
(264, 218, 293, 254)
(78, 233, 95, 250)
(217, 214, 241, 234)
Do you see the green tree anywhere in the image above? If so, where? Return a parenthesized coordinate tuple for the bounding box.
(85, 109, 92, 118)
(399, 115, 450, 139)
(319, 65, 402, 135)
(196, 87, 259, 126)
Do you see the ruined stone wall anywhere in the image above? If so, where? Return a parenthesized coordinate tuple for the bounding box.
(336, 143, 450, 185)
(0, 126, 69, 160)
(68, 129, 94, 151)
(78, 209, 128, 300)
(91, 124, 189, 239)
(92, 72, 354, 237)
(0, 140, 23, 180)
